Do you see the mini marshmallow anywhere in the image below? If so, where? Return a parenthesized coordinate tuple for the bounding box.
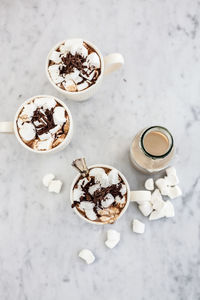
(163, 200, 175, 217)
(105, 229, 120, 249)
(151, 189, 165, 211)
(49, 125, 61, 135)
(138, 202, 153, 216)
(22, 102, 36, 118)
(78, 249, 95, 264)
(130, 191, 151, 204)
(87, 52, 100, 68)
(67, 69, 80, 81)
(19, 123, 36, 141)
(132, 219, 145, 234)
(167, 186, 182, 199)
(165, 174, 179, 186)
(38, 132, 51, 140)
(42, 173, 55, 187)
(149, 209, 165, 221)
(70, 41, 88, 57)
(49, 50, 62, 63)
(77, 178, 89, 188)
(73, 188, 84, 202)
(87, 70, 96, 82)
(115, 196, 126, 204)
(42, 97, 57, 110)
(37, 138, 53, 150)
(101, 193, 115, 208)
(53, 106, 66, 125)
(144, 178, 154, 191)
(85, 209, 97, 221)
(77, 81, 89, 91)
(108, 169, 120, 185)
(120, 184, 127, 196)
(48, 65, 64, 84)
(155, 178, 169, 196)
(88, 183, 101, 195)
(48, 180, 63, 194)
(89, 168, 109, 187)
(166, 166, 177, 176)
(63, 79, 76, 92)
(79, 201, 95, 211)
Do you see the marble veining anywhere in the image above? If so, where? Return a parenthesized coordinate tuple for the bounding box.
(0, 0, 200, 299)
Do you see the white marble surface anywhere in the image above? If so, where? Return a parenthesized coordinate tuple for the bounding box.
(0, 0, 200, 299)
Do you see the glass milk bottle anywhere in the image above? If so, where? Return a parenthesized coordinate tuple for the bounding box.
(130, 126, 175, 173)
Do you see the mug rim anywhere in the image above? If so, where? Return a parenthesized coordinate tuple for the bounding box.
(70, 164, 130, 225)
(45, 38, 104, 96)
(14, 94, 73, 154)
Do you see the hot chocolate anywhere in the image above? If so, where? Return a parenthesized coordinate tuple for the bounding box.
(71, 166, 128, 224)
(16, 96, 71, 151)
(48, 39, 101, 92)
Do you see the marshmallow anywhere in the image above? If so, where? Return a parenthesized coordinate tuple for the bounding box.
(89, 168, 109, 187)
(49, 50, 62, 63)
(115, 196, 126, 204)
(85, 209, 97, 221)
(49, 125, 61, 135)
(70, 41, 88, 57)
(151, 189, 165, 211)
(87, 70, 96, 82)
(166, 166, 177, 176)
(53, 106, 66, 125)
(149, 209, 165, 221)
(67, 69, 80, 81)
(130, 191, 151, 204)
(138, 202, 153, 216)
(78, 249, 95, 264)
(22, 102, 36, 118)
(48, 180, 63, 194)
(19, 122, 36, 141)
(108, 169, 120, 185)
(101, 193, 115, 208)
(163, 200, 175, 217)
(155, 178, 169, 196)
(167, 186, 182, 199)
(42, 173, 55, 187)
(79, 201, 94, 211)
(37, 138, 53, 150)
(144, 178, 154, 191)
(38, 132, 51, 140)
(132, 219, 145, 234)
(49, 65, 64, 84)
(87, 52, 100, 68)
(77, 81, 89, 91)
(88, 183, 101, 195)
(165, 174, 179, 186)
(105, 229, 120, 249)
(63, 79, 77, 92)
(73, 188, 84, 202)
(78, 178, 89, 188)
(120, 184, 127, 196)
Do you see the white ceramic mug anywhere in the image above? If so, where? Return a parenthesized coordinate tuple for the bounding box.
(46, 38, 124, 101)
(70, 164, 130, 225)
(0, 95, 73, 154)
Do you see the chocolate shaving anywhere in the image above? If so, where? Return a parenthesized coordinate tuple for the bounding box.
(31, 107, 56, 136)
(72, 176, 124, 218)
(60, 53, 87, 76)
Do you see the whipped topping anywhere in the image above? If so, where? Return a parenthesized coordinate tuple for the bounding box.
(72, 167, 127, 224)
(17, 96, 70, 151)
(48, 39, 101, 92)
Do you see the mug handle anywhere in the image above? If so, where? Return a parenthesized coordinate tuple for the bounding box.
(103, 53, 124, 76)
(0, 122, 14, 133)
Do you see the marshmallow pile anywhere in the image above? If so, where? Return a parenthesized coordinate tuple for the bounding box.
(42, 173, 63, 193)
(48, 39, 101, 92)
(72, 167, 127, 223)
(17, 97, 69, 151)
(131, 166, 182, 221)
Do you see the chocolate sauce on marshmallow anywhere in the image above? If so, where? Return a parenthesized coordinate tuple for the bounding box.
(16, 96, 70, 151)
(48, 39, 101, 92)
(72, 166, 127, 224)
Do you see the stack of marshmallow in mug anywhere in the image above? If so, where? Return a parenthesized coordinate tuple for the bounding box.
(131, 166, 182, 221)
